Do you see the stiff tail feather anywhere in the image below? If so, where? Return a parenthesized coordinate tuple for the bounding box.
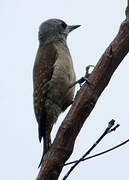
(38, 138, 45, 168)
(38, 135, 51, 168)
(38, 99, 62, 168)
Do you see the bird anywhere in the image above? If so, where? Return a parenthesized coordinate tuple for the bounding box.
(33, 19, 80, 167)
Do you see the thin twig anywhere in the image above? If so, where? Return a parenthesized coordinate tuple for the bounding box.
(108, 124, 120, 133)
(64, 138, 129, 166)
(62, 120, 117, 180)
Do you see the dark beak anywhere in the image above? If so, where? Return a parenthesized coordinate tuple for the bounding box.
(68, 25, 81, 33)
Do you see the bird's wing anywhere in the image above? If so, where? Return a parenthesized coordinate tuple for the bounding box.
(33, 43, 57, 141)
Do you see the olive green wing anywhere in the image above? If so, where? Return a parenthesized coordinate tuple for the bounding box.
(33, 43, 57, 141)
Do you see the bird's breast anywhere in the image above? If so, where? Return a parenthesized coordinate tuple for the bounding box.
(46, 42, 76, 110)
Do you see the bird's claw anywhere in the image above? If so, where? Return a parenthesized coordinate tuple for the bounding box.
(79, 65, 94, 86)
(68, 65, 94, 89)
(78, 77, 91, 87)
(85, 65, 94, 78)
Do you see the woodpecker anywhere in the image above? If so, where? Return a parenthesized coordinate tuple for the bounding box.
(33, 19, 80, 167)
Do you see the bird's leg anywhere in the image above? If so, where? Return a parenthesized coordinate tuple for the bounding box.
(85, 65, 94, 78)
(69, 65, 94, 89)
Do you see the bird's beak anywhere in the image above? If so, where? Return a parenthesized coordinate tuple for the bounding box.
(68, 25, 81, 33)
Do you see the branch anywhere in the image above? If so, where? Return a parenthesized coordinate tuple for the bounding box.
(36, 2, 129, 180)
(62, 120, 118, 180)
(64, 138, 129, 166)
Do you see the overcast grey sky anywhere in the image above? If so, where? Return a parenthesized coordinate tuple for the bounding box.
(0, 0, 129, 179)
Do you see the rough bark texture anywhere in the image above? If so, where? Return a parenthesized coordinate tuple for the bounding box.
(36, 2, 129, 180)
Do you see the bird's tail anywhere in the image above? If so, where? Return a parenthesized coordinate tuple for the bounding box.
(38, 121, 52, 168)
(38, 150, 44, 168)
(38, 135, 51, 168)
(38, 99, 62, 168)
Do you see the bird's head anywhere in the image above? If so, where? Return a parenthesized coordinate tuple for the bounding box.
(39, 19, 81, 46)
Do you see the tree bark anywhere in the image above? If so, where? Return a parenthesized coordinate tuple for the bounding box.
(36, 1, 129, 179)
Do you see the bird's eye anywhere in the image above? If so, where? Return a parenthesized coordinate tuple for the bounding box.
(61, 22, 67, 29)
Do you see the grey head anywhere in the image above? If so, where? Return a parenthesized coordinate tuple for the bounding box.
(39, 19, 81, 46)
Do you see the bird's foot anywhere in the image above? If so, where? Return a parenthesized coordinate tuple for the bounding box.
(85, 65, 94, 78)
(69, 65, 94, 89)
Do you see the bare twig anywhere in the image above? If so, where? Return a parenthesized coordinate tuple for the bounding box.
(108, 124, 120, 133)
(65, 139, 129, 167)
(62, 120, 117, 180)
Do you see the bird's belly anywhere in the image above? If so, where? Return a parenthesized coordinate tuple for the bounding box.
(46, 42, 76, 110)
(46, 67, 75, 110)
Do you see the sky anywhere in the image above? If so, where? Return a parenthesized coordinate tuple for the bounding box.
(0, 0, 129, 179)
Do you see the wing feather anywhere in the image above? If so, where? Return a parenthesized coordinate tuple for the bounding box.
(33, 43, 57, 140)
